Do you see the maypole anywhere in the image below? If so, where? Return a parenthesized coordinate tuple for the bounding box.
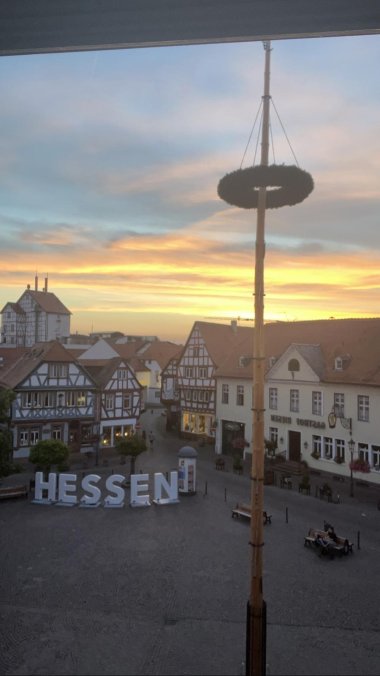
(247, 39, 271, 676)
(217, 42, 314, 676)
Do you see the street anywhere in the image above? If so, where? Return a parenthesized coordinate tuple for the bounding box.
(1, 407, 380, 675)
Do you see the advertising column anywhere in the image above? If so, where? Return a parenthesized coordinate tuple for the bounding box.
(177, 446, 197, 495)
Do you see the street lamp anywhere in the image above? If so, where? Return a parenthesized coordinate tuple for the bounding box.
(348, 437, 355, 498)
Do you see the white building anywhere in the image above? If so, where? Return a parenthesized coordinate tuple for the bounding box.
(192, 318, 380, 486)
(1, 277, 71, 347)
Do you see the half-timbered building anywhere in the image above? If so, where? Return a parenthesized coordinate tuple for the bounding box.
(0, 277, 71, 347)
(176, 321, 252, 441)
(161, 354, 182, 431)
(0, 340, 96, 459)
(81, 356, 142, 448)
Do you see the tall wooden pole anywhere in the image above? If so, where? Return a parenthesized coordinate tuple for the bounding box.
(247, 40, 271, 676)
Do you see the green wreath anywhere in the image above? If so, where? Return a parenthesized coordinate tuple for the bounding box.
(217, 164, 314, 209)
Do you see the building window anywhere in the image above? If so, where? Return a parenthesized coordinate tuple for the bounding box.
(236, 385, 244, 406)
(335, 438, 345, 462)
(52, 426, 62, 440)
(268, 427, 278, 447)
(118, 369, 127, 379)
(290, 389, 299, 412)
(49, 363, 68, 378)
(30, 429, 40, 446)
(334, 393, 345, 417)
(77, 391, 86, 406)
(312, 391, 322, 416)
(22, 392, 38, 408)
(67, 391, 76, 407)
(123, 394, 131, 410)
(358, 443, 369, 463)
(222, 384, 229, 404)
(323, 437, 333, 460)
(288, 358, 300, 374)
(198, 366, 207, 378)
(42, 391, 55, 407)
(269, 388, 277, 410)
(192, 347, 199, 357)
(19, 429, 29, 446)
(312, 435, 322, 457)
(358, 395, 369, 422)
(192, 390, 198, 401)
(105, 394, 114, 410)
(371, 445, 380, 470)
(185, 367, 194, 378)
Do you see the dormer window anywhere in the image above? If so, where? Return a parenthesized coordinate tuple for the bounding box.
(268, 356, 277, 368)
(288, 358, 300, 373)
(334, 355, 350, 371)
(239, 355, 252, 367)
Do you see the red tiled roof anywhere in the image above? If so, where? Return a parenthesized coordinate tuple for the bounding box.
(197, 318, 380, 386)
(19, 289, 71, 315)
(0, 340, 78, 388)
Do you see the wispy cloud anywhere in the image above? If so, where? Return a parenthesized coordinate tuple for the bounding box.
(0, 36, 379, 340)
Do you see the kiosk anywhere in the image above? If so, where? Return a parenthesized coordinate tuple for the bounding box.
(177, 446, 197, 495)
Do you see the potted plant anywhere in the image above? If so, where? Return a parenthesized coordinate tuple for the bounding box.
(232, 437, 250, 451)
(264, 438, 277, 457)
(311, 449, 320, 460)
(349, 458, 370, 473)
(233, 454, 243, 474)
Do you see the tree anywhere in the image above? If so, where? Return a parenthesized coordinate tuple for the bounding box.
(115, 435, 147, 476)
(0, 388, 16, 477)
(29, 439, 69, 473)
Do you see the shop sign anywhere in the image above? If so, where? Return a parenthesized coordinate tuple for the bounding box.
(296, 418, 326, 429)
(270, 415, 292, 424)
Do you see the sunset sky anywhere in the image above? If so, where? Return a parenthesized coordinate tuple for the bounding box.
(0, 35, 379, 343)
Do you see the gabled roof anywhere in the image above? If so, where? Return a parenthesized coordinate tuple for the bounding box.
(82, 357, 142, 389)
(19, 289, 71, 315)
(114, 339, 183, 370)
(0, 340, 87, 389)
(189, 321, 252, 367)
(0, 301, 25, 315)
(209, 318, 380, 386)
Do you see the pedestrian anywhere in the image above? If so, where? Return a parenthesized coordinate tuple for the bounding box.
(148, 431, 154, 449)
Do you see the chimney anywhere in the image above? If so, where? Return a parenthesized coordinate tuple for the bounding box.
(34, 275, 38, 291)
(44, 276, 48, 292)
(231, 319, 237, 332)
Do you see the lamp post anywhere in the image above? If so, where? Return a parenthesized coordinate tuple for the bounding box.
(348, 437, 355, 498)
(327, 405, 353, 498)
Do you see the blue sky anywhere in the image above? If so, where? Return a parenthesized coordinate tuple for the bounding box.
(0, 35, 379, 342)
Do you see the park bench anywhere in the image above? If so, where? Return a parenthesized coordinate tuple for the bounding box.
(231, 502, 272, 524)
(304, 527, 353, 558)
(0, 484, 28, 501)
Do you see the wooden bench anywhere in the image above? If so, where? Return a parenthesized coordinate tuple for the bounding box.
(231, 502, 272, 524)
(304, 527, 353, 558)
(0, 484, 28, 501)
